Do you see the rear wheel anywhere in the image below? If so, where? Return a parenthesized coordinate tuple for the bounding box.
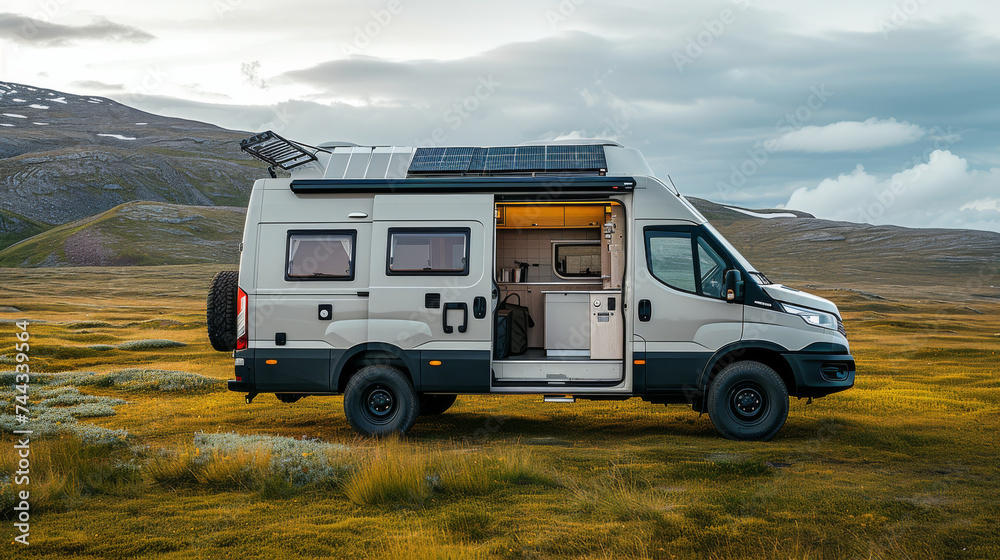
(343, 365, 419, 436)
(707, 361, 788, 441)
(206, 270, 239, 352)
(418, 394, 457, 416)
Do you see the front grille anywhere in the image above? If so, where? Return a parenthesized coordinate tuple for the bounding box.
(837, 318, 847, 337)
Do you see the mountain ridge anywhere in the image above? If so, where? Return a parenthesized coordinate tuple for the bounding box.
(0, 81, 260, 247)
(1, 82, 997, 300)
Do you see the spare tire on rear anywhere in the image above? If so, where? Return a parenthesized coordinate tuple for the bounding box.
(207, 270, 239, 352)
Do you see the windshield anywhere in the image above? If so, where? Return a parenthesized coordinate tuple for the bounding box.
(700, 222, 765, 281)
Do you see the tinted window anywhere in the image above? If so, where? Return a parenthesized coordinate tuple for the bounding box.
(388, 229, 469, 275)
(645, 227, 731, 298)
(287, 231, 355, 280)
(646, 231, 696, 293)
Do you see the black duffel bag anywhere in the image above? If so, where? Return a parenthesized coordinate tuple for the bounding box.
(499, 293, 535, 355)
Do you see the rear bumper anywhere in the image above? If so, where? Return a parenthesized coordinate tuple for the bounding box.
(782, 351, 856, 398)
(227, 380, 255, 392)
(228, 349, 255, 393)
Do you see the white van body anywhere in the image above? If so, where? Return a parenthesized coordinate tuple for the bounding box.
(222, 133, 855, 440)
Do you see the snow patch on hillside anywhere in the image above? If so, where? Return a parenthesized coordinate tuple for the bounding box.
(726, 207, 799, 219)
(97, 133, 137, 141)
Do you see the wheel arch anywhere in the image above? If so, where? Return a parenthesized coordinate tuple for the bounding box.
(699, 341, 796, 407)
(333, 343, 420, 394)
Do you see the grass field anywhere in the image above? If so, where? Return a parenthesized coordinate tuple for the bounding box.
(1, 264, 999, 559)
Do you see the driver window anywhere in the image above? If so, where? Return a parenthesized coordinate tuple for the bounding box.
(645, 226, 730, 299)
(645, 230, 697, 293)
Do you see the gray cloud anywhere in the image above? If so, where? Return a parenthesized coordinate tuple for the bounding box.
(0, 13, 154, 47)
(71, 80, 126, 92)
(119, 11, 1000, 230)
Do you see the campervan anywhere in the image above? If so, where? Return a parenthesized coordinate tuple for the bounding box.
(207, 131, 855, 441)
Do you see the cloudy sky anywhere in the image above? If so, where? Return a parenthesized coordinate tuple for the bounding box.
(2, 0, 999, 231)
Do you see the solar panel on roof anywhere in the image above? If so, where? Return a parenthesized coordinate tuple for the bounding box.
(408, 145, 607, 175)
(514, 145, 546, 171)
(484, 147, 515, 171)
(408, 147, 476, 172)
(545, 145, 605, 171)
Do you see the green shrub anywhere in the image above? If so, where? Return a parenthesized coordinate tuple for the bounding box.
(117, 339, 186, 350)
(46, 368, 221, 392)
(149, 433, 354, 495)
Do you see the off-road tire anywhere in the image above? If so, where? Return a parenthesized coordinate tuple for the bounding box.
(343, 365, 419, 436)
(707, 361, 789, 441)
(206, 270, 239, 352)
(418, 394, 457, 416)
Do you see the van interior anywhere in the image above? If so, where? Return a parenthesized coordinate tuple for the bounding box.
(491, 200, 626, 385)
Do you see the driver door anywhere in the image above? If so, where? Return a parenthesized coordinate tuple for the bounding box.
(632, 222, 743, 389)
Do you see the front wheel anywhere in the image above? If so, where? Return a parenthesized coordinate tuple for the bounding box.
(707, 361, 788, 441)
(343, 365, 419, 436)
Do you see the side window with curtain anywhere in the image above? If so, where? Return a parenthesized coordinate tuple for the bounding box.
(286, 231, 356, 280)
(386, 228, 470, 275)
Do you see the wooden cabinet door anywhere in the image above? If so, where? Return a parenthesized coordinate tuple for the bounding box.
(503, 206, 564, 228)
(564, 205, 604, 227)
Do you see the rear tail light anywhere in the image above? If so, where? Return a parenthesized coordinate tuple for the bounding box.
(236, 287, 248, 350)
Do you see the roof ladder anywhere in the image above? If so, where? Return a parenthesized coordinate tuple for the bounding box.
(240, 130, 322, 173)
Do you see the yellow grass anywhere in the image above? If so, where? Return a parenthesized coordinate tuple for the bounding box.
(0, 265, 998, 558)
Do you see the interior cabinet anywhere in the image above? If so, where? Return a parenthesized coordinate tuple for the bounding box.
(502, 206, 564, 228)
(498, 204, 605, 229)
(564, 205, 604, 227)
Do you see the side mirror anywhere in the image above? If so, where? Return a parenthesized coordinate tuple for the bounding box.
(724, 269, 744, 302)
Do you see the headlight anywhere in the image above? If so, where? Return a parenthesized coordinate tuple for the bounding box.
(781, 303, 839, 331)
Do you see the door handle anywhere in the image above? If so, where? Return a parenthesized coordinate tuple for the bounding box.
(443, 302, 469, 334)
(473, 296, 487, 319)
(638, 299, 651, 322)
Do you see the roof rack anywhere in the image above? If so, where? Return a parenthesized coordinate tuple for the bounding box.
(289, 176, 635, 194)
(240, 130, 322, 170)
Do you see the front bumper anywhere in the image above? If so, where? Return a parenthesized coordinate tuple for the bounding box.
(782, 351, 856, 398)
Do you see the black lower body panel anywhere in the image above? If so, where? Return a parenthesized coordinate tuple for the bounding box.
(419, 350, 491, 393)
(782, 352, 855, 398)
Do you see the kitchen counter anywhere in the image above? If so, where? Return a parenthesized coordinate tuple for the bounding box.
(543, 291, 623, 359)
